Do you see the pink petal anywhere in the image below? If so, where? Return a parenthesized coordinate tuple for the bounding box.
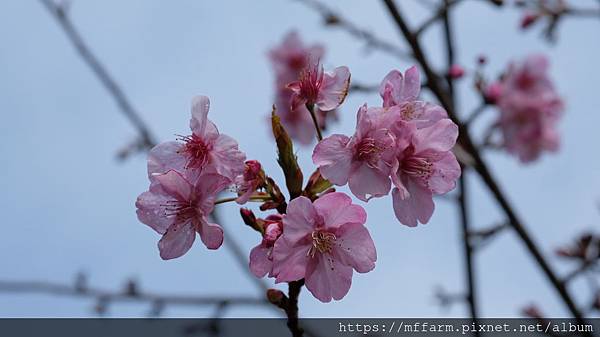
(158, 221, 196, 260)
(379, 66, 421, 107)
(313, 192, 367, 228)
(348, 162, 391, 201)
(211, 134, 246, 181)
(272, 238, 311, 283)
(194, 173, 231, 213)
(282, 196, 318, 244)
(317, 66, 350, 111)
(392, 180, 434, 227)
(429, 151, 461, 194)
(312, 134, 352, 186)
(197, 219, 224, 250)
(392, 101, 448, 129)
(414, 119, 458, 153)
(190, 95, 210, 136)
(249, 244, 272, 278)
(304, 254, 353, 302)
(333, 222, 377, 273)
(153, 170, 193, 201)
(147, 141, 186, 178)
(401, 66, 421, 102)
(135, 189, 173, 235)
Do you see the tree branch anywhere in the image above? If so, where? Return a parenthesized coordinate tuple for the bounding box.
(381, 0, 589, 329)
(39, 0, 157, 150)
(294, 0, 410, 59)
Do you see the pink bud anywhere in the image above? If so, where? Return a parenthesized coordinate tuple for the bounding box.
(266, 289, 285, 304)
(448, 64, 465, 79)
(520, 13, 539, 29)
(484, 82, 503, 104)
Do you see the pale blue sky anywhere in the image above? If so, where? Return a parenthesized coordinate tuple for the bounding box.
(1, 0, 599, 318)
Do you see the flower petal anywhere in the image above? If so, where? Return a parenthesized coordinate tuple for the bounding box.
(249, 244, 272, 278)
(317, 66, 350, 111)
(414, 119, 458, 153)
(135, 188, 172, 235)
(272, 238, 311, 282)
(197, 219, 224, 250)
(348, 162, 391, 201)
(333, 222, 377, 273)
(158, 221, 196, 260)
(429, 151, 461, 194)
(312, 134, 352, 186)
(305, 254, 353, 302)
(210, 134, 246, 181)
(153, 170, 193, 201)
(190, 95, 211, 136)
(313, 192, 367, 228)
(147, 141, 186, 178)
(282, 196, 318, 244)
(392, 180, 434, 227)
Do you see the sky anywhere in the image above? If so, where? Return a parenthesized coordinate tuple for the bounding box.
(1, 0, 599, 318)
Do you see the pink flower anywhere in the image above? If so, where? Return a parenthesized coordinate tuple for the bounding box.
(379, 66, 421, 108)
(235, 160, 265, 204)
(496, 55, 563, 163)
(272, 193, 377, 302)
(249, 214, 283, 278)
(448, 64, 465, 79)
(269, 31, 324, 84)
(379, 67, 447, 128)
(484, 81, 503, 104)
(269, 32, 337, 145)
(136, 170, 230, 259)
(148, 95, 246, 182)
(312, 104, 396, 201)
(287, 59, 351, 112)
(390, 119, 461, 227)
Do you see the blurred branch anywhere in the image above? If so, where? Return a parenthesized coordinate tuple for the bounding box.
(416, 0, 463, 36)
(294, 0, 411, 59)
(0, 277, 267, 316)
(441, 0, 480, 331)
(39, 0, 157, 151)
(380, 0, 590, 330)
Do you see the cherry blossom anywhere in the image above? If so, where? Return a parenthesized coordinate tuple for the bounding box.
(272, 193, 376, 302)
(380, 67, 447, 128)
(496, 55, 564, 163)
(136, 170, 230, 259)
(235, 160, 265, 204)
(287, 59, 350, 112)
(269, 31, 336, 145)
(147, 95, 246, 182)
(390, 119, 461, 227)
(312, 104, 395, 201)
(249, 214, 283, 278)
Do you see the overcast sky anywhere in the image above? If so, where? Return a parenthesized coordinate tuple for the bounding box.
(1, 0, 599, 318)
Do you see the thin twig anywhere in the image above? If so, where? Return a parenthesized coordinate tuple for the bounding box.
(294, 0, 410, 59)
(0, 279, 267, 309)
(381, 0, 589, 329)
(39, 0, 156, 149)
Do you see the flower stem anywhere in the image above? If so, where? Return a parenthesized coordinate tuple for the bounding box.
(214, 196, 270, 205)
(306, 103, 323, 141)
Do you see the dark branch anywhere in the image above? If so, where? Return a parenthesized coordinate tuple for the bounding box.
(39, 0, 157, 150)
(294, 0, 410, 59)
(381, 0, 589, 329)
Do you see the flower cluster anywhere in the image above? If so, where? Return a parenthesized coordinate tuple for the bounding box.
(136, 96, 246, 259)
(313, 66, 461, 227)
(491, 55, 564, 163)
(269, 31, 345, 145)
(135, 53, 460, 303)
